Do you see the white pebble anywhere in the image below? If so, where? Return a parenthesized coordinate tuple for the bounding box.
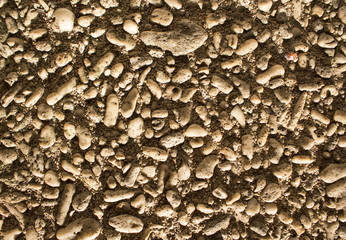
(245, 198, 260, 216)
(109, 214, 143, 233)
(184, 124, 207, 137)
(258, 0, 272, 12)
(231, 105, 245, 128)
(127, 117, 145, 138)
(195, 155, 219, 179)
(235, 39, 258, 56)
(0, 148, 17, 165)
(211, 75, 233, 94)
(291, 155, 314, 164)
(320, 163, 346, 183)
(39, 125, 56, 149)
(151, 8, 173, 26)
(164, 0, 182, 9)
(104, 94, 119, 127)
(260, 183, 281, 202)
(52, 8, 75, 33)
(121, 88, 139, 118)
(104, 190, 135, 203)
(123, 20, 138, 35)
(142, 146, 168, 161)
(256, 65, 285, 84)
(43, 170, 60, 187)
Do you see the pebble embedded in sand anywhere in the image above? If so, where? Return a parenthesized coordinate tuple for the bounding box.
(52, 8, 75, 33)
(235, 39, 258, 56)
(320, 163, 346, 183)
(127, 117, 145, 138)
(0, 148, 17, 165)
(195, 155, 219, 179)
(109, 214, 144, 233)
(184, 124, 208, 137)
(151, 8, 173, 26)
(123, 20, 138, 35)
(258, 0, 272, 12)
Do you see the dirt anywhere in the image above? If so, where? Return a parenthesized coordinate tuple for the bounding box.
(0, 0, 346, 239)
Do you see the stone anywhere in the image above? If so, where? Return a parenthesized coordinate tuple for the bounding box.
(140, 20, 208, 56)
(260, 183, 281, 202)
(320, 163, 346, 183)
(52, 8, 75, 33)
(151, 8, 173, 26)
(0, 148, 17, 165)
(195, 155, 219, 179)
(184, 124, 208, 137)
(203, 215, 230, 236)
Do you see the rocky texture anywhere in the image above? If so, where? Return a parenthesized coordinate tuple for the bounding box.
(0, 0, 345, 239)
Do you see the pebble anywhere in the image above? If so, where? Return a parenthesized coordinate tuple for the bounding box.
(278, 211, 293, 224)
(206, 13, 226, 29)
(172, 69, 192, 84)
(258, 0, 272, 12)
(104, 94, 119, 127)
(334, 110, 346, 124)
(256, 65, 285, 84)
(260, 183, 281, 202)
(0, 148, 17, 165)
(121, 88, 139, 118)
(272, 163, 292, 180)
(72, 191, 92, 212)
(39, 125, 56, 149)
(104, 190, 135, 203)
(127, 117, 145, 138)
(292, 155, 314, 164)
(211, 75, 233, 94)
(235, 39, 258, 56)
(46, 77, 76, 106)
(320, 163, 346, 183)
(231, 105, 246, 128)
(195, 155, 219, 179)
(245, 198, 260, 216)
(326, 178, 346, 198)
(52, 8, 75, 33)
(43, 170, 60, 187)
(151, 8, 173, 26)
(56, 218, 101, 240)
(106, 30, 136, 51)
(57, 184, 75, 226)
(76, 126, 92, 150)
(164, 0, 182, 9)
(184, 124, 207, 137)
(88, 52, 114, 81)
(241, 134, 254, 160)
(160, 132, 185, 148)
(178, 161, 191, 181)
(55, 52, 73, 68)
(140, 20, 208, 56)
(146, 79, 161, 99)
(155, 204, 174, 217)
(142, 146, 168, 161)
(317, 33, 337, 48)
(166, 190, 181, 208)
(123, 20, 138, 35)
(203, 215, 231, 236)
(212, 187, 228, 199)
(338, 6, 346, 24)
(63, 122, 76, 140)
(264, 203, 277, 215)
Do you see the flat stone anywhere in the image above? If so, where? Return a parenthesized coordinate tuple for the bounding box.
(140, 20, 207, 56)
(109, 214, 143, 233)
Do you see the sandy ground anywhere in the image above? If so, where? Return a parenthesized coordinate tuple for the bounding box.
(0, 0, 346, 239)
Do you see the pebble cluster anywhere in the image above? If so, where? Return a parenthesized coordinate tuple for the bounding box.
(0, 0, 345, 239)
